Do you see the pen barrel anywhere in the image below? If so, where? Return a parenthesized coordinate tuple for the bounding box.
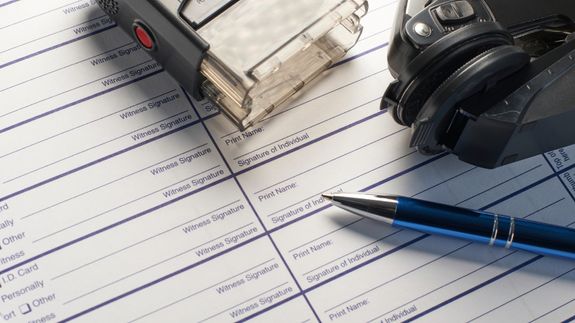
(394, 197, 575, 260)
(508, 218, 575, 259)
(394, 197, 499, 245)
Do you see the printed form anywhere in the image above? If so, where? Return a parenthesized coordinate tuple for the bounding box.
(0, 1, 574, 322)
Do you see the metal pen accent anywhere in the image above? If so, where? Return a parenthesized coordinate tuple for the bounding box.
(323, 193, 575, 260)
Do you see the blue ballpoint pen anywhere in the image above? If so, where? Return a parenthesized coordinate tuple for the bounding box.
(322, 192, 575, 260)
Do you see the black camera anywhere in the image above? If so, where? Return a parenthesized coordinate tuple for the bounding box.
(383, 0, 575, 168)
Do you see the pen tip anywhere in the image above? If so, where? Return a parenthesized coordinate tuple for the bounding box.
(322, 193, 334, 200)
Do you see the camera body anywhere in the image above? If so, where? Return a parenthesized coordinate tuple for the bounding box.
(383, 0, 575, 168)
(97, 0, 368, 130)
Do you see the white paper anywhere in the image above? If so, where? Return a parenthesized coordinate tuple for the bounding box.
(0, 0, 574, 322)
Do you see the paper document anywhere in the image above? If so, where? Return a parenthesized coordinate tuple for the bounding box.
(0, 0, 574, 322)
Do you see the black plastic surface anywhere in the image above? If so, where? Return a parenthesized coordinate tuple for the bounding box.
(97, 0, 209, 99)
(484, 0, 575, 32)
(384, 0, 575, 168)
(435, 1, 475, 24)
(384, 21, 512, 125)
(453, 43, 575, 168)
(410, 45, 529, 154)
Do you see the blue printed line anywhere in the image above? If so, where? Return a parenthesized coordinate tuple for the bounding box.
(529, 298, 575, 322)
(57, 91, 327, 322)
(0, 39, 389, 205)
(0, 41, 134, 94)
(62, 222, 257, 305)
(0, 57, 155, 119)
(1, 39, 389, 204)
(233, 97, 382, 161)
(268, 235, 322, 322)
(236, 158, 568, 321)
(412, 166, 477, 196)
(186, 93, 323, 322)
(524, 198, 566, 219)
(362, 153, 449, 192)
(18, 66, 572, 319)
(0, 14, 108, 56)
(389, 162, 575, 320)
(387, 158, 575, 321)
(267, 151, 433, 233)
(5, 111, 190, 184)
(367, 250, 519, 322)
(469, 266, 575, 322)
(543, 154, 575, 203)
(358, 165, 558, 321)
(219, 46, 390, 140)
(11, 36, 568, 321)
(235, 293, 303, 323)
(403, 256, 544, 322)
(0, 170, 232, 276)
(35, 29, 575, 322)
(457, 164, 543, 206)
(0, 88, 177, 160)
(0, 117, 198, 203)
(0, 24, 116, 70)
(260, 68, 389, 125)
(127, 258, 277, 322)
(264, 150, 414, 220)
(0, 40, 392, 254)
(200, 282, 291, 323)
(0, 0, 83, 31)
(302, 230, 404, 277)
(368, 0, 399, 15)
(59, 151, 560, 321)
(239, 235, 429, 322)
(363, 190, 568, 323)
(289, 218, 364, 253)
(33, 164, 220, 244)
(332, 42, 389, 68)
(543, 153, 557, 172)
(25, 141, 207, 222)
(51, 199, 241, 280)
(328, 242, 472, 313)
(0, 0, 18, 8)
(52, 79, 402, 321)
(482, 161, 575, 211)
(236, 108, 386, 176)
(58, 231, 267, 323)
(253, 128, 408, 195)
(0, 67, 164, 134)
